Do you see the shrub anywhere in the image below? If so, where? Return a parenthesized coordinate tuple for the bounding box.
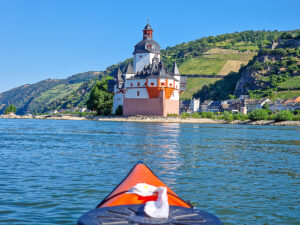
(293, 114, 300, 121)
(222, 111, 233, 121)
(268, 114, 275, 120)
(232, 112, 248, 121)
(115, 105, 123, 116)
(167, 113, 178, 117)
(191, 112, 200, 118)
(79, 112, 86, 117)
(181, 112, 190, 119)
(4, 104, 17, 114)
(249, 109, 269, 121)
(274, 111, 293, 122)
(200, 111, 215, 119)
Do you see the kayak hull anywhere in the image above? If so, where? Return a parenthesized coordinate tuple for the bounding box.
(78, 204, 222, 225)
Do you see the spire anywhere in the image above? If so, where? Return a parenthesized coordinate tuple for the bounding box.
(117, 68, 124, 82)
(143, 21, 153, 39)
(125, 63, 134, 74)
(172, 62, 180, 76)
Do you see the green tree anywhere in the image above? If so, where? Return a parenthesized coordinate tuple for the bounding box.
(280, 32, 292, 39)
(4, 104, 17, 114)
(86, 76, 113, 115)
(249, 109, 269, 121)
(274, 110, 293, 122)
(262, 102, 272, 114)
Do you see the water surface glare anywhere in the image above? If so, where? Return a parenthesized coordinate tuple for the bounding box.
(0, 119, 299, 225)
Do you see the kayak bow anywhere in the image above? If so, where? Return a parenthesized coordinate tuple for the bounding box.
(78, 162, 222, 225)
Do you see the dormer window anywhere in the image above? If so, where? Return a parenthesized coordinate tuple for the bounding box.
(147, 44, 152, 49)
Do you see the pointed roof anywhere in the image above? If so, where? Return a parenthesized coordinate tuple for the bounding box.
(172, 62, 180, 76)
(117, 68, 124, 82)
(125, 63, 134, 74)
(143, 22, 153, 31)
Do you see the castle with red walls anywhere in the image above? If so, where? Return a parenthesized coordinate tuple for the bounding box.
(111, 23, 186, 116)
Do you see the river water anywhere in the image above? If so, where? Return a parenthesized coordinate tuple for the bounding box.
(0, 119, 299, 225)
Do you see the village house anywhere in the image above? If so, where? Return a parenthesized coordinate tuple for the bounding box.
(244, 98, 271, 112)
(199, 100, 213, 112)
(207, 101, 222, 112)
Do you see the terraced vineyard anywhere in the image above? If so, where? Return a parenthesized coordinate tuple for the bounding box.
(279, 76, 300, 90)
(178, 48, 258, 99)
(277, 90, 300, 99)
(179, 48, 256, 75)
(180, 77, 221, 100)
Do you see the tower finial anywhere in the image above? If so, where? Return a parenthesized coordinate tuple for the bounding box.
(147, 18, 149, 24)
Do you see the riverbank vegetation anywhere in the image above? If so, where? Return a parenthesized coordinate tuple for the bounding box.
(86, 76, 113, 115)
(179, 109, 300, 122)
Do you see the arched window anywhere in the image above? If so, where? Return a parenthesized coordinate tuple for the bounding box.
(137, 91, 140, 96)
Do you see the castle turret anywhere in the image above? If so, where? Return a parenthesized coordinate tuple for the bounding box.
(125, 63, 134, 79)
(172, 62, 180, 81)
(133, 22, 160, 73)
(116, 68, 124, 89)
(172, 62, 186, 92)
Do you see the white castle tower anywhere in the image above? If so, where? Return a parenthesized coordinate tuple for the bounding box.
(133, 23, 160, 73)
(110, 22, 186, 116)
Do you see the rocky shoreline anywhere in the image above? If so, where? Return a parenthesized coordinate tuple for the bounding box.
(1, 113, 300, 126)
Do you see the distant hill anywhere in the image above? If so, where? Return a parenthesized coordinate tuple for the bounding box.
(1, 30, 299, 114)
(0, 71, 100, 114)
(193, 33, 300, 101)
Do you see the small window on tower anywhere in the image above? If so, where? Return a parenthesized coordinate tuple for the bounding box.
(131, 83, 133, 87)
(137, 91, 140, 96)
(169, 83, 172, 86)
(137, 82, 140, 86)
(139, 55, 142, 58)
(147, 44, 152, 49)
(151, 82, 154, 86)
(161, 82, 165, 86)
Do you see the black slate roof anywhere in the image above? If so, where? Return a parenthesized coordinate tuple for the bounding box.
(133, 38, 160, 54)
(128, 60, 178, 81)
(143, 23, 153, 31)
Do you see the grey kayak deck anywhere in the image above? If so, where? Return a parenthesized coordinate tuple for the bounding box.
(78, 204, 222, 225)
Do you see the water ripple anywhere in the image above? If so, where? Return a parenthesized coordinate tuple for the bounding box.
(0, 119, 299, 224)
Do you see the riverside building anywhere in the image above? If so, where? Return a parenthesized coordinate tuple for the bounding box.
(111, 23, 186, 116)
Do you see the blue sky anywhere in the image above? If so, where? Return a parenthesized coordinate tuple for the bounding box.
(0, 0, 299, 93)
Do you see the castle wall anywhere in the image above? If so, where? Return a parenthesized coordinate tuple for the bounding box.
(123, 98, 179, 116)
(163, 99, 179, 116)
(123, 98, 164, 116)
(126, 88, 149, 98)
(133, 53, 156, 73)
(113, 92, 124, 114)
